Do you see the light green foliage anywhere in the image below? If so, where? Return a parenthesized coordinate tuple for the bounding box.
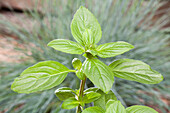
(48, 39, 85, 54)
(82, 107, 105, 113)
(71, 6, 102, 46)
(82, 92, 101, 104)
(61, 97, 80, 109)
(96, 42, 134, 58)
(84, 87, 99, 94)
(82, 59, 114, 93)
(126, 105, 158, 113)
(106, 100, 126, 113)
(72, 58, 82, 70)
(109, 59, 163, 84)
(82, 29, 95, 48)
(11, 61, 73, 93)
(75, 70, 85, 80)
(55, 87, 76, 101)
(94, 90, 117, 110)
(9, 4, 164, 113)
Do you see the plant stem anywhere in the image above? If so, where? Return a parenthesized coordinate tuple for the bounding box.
(76, 77, 87, 113)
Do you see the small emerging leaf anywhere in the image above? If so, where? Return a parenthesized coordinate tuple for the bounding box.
(126, 105, 158, 113)
(82, 59, 114, 93)
(94, 90, 117, 110)
(48, 39, 84, 54)
(55, 87, 76, 101)
(61, 97, 80, 109)
(82, 106, 105, 113)
(11, 61, 72, 94)
(106, 100, 126, 113)
(109, 59, 163, 84)
(72, 58, 82, 70)
(96, 41, 134, 58)
(71, 6, 102, 46)
(76, 70, 85, 80)
(82, 92, 101, 104)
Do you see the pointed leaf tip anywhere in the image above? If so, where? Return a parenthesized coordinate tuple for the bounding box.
(71, 6, 102, 46)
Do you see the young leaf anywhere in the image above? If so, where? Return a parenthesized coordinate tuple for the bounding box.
(82, 59, 114, 93)
(82, 92, 101, 104)
(76, 70, 85, 80)
(61, 97, 80, 109)
(82, 106, 105, 113)
(72, 58, 82, 70)
(126, 105, 158, 113)
(109, 59, 163, 84)
(94, 90, 117, 110)
(106, 100, 126, 113)
(48, 39, 84, 54)
(11, 61, 73, 94)
(71, 6, 102, 46)
(96, 41, 134, 58)
(55, 87, 76, 101)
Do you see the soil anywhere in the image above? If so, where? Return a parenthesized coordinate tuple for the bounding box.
(0, 35, 28, 63)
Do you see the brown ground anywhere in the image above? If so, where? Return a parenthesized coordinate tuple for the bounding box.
(0, 35, 28, 63)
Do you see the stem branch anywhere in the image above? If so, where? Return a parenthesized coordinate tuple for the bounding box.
(76, 77, 87, 113)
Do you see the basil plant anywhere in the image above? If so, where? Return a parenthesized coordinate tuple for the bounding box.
(11, 6, 163, 113)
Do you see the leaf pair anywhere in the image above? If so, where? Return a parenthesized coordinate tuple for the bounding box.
(82, 58, 163, 94)
(55, 87, 101, 109)
(48, 6, 134, 59)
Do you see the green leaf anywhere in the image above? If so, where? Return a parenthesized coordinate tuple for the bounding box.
(83, 29, 94, 47)
(72, 58, 82, 70)
(11, 61, 73, 94)
(94, 90, 117, 110)
(82, 59, 114, 93)
(55, 87, 76, 101)
(82, 92, 101, 104)
(76, 70, 85, 80)
(106, 100, 126, 113)
(96, 41, 134, 58)
(61, 97, 80, 109)
(126, 105, 158, 113)
(71, 6, 102, 46)
(109, 59, 163, 84)
(48, 39, 84, 54)
(82, 106, 105, 113)
(84, 87, 99, 94)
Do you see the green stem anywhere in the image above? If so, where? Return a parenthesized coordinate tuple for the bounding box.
(76, 77, 87, 113)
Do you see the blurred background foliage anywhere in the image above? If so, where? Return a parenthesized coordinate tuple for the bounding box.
(0, 0, 170, 113)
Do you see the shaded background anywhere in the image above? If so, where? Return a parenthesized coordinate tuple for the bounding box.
(0, 0, 170, 113)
